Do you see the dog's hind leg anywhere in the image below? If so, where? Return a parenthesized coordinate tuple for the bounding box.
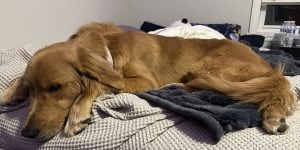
(183, 67, 297, 135)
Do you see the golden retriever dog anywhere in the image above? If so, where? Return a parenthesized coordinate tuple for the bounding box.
(0, 23, 297, 140)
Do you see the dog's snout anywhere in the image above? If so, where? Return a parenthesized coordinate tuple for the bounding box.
(21, 125, 40, 138)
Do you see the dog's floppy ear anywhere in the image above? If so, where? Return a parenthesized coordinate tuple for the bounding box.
(72, 31, 124, 90)
(76, 49, 125, 90)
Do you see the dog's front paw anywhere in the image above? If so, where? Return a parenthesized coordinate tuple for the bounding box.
(0, 91, 27, 106)
(64, 105, 91, 137)
(0, 79, 28, 106)
(0, 92, 10, 105)
(262, 106, 288, 135)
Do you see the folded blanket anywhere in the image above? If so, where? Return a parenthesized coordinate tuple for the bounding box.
(136, 86, 260, 143)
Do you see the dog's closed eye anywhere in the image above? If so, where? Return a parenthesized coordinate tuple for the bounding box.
(48, 84, 62, 93)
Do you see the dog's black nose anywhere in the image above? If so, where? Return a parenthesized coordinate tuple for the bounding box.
(277, 124, 288, 133)
(21, 126, 40, 138)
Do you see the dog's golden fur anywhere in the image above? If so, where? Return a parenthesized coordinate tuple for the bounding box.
(0, 23, 297, 140)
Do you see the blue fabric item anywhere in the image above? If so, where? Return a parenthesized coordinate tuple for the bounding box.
(140, 21, 165, 32)
(240, 35, 265, 47)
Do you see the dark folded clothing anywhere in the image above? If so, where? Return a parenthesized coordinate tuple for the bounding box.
(136, 86, 260, 143)
(256, 48, 300, 76)
(140, 21, 165, 32)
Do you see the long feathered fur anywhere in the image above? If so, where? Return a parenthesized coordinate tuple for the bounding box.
(185, 65, 297, 114)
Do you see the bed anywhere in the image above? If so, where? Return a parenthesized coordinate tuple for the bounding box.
(1, 23, 300, 149)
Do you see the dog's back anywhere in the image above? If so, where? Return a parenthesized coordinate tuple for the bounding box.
(104, 31, 272, 85)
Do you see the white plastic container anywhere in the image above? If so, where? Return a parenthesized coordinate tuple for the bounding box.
(285, 21, 296, 47)
(294, 28, 300, 47)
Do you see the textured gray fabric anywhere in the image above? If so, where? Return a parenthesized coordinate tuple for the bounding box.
(1, 46, 300, 150)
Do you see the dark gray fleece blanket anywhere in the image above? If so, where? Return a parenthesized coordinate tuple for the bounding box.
(136, 86, 260, 143)
(136, 48, 300, 143)
(254, 47, 300, 76)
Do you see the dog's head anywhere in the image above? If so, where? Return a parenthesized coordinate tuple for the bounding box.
(19, 27, 124, 140)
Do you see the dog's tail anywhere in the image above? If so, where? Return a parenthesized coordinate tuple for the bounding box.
(185, 65, 297, 113)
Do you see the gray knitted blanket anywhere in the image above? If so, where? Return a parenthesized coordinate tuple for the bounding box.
(1, 45, 300, 150)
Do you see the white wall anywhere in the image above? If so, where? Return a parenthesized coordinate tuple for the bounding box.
(126, 0, 253, 34)
(0, 0, 253, 49)
(0, 0, 130, 49)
